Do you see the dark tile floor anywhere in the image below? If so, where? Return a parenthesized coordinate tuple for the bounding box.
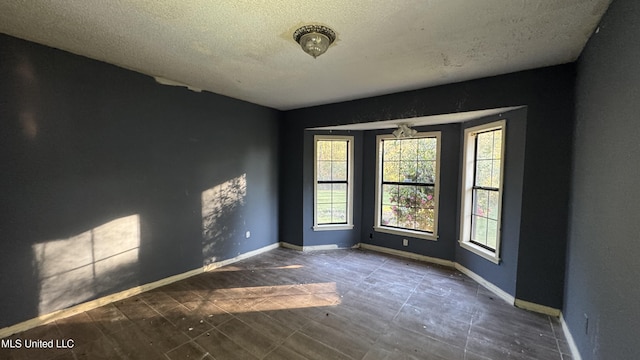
(1, 248, 571, 360)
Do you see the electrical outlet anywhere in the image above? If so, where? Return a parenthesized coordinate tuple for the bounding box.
(403, 239, 408, 246)
(245, 231, 251, 239)
(369, 233, 373, 239)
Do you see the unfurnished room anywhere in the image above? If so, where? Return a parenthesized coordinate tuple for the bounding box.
(0, 1, 638, 359)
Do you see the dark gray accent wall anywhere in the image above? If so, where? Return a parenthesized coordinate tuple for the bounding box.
(300, 130, 363, 248)
(565, 0, 640, 358)
(361, 123, 461, 261)
(0, 34, 280, 328)
(456, 109, 527, 296)
(281, 65, 574, 308)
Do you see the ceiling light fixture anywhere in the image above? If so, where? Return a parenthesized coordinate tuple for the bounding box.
(392, 124, 418, 139)
(293, 25, 336, 58)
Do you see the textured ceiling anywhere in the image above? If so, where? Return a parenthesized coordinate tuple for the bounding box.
(0, 0, 611, 110)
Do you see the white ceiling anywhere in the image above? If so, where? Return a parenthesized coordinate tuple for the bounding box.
(0, 0, 611, 110)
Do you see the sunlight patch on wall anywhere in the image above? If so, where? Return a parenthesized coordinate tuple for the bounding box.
(31, 215, 140, 315)
(202, 174, 247, 265)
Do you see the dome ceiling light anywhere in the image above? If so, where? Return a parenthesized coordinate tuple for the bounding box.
(293, 25, 336, 59)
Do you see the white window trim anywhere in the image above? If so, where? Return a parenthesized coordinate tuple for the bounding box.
(373, 131, 441, 241)
(459, 120, 506, 264)
(313, 135, 355, 231)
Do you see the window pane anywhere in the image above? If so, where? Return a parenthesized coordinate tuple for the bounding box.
(420, 186, 435, 209)
(400, 161, 417, 182)
(415, 208, 434, 232)
(417, 138, 437, 161)
(332, 161, 347, 181)
(396, 206, 414, 229)
(472, 215, 487, 244)
(317, 183, 331, 203)
(488, 190, 500, 220)
(383, 140, 400, 161)
(486, 219, 498, 250)
(383, 160, 400, 182)
(492, 130, 502, 159)
(317, 203, 332, 224)
(331, 203, 347, 223)
(381, 205, 397, 226)
(491, 160, 501, 188)
(382, 184, 399, 206)
(317, 161, 331, 181)
(417, 161, 435, 183)
(396, 185, 416, 208)
(473, 189, 489, 217)
(332, 183, 347, 203)
(475, 160, 492, 187)
(317, 141, 332, 160)
(400, 139, 418, 161)
(477, 132, 493, 160)
(332, 141, 347, 160)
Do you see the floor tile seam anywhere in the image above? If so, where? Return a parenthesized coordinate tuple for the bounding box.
(547, 315, 566, 356)
(463, 308, 475, 357)
(389, 317, 471, 349)
(468, 321, 561, 347)
(363, 258, 428, 310)
(300, 315, 374, 346)
(52, 311, 101, 342)
(198, 327, 264, 360)
(232, 312, 296, 345)
(262, 330, 311, 360)
(216, 319, 285, 359)
(390, 274, 425, 323)
(292, 329, 358, 360)
(469, 315, 558, 338)
(163, 337, 210, 359)
(135, 293, 177, 324)
(378, 323, 467, 359)
(466, 326, 566, 357)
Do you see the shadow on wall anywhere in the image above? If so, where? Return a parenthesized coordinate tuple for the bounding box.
(30, 215, 141, 316)
(201, 174, 247, 266)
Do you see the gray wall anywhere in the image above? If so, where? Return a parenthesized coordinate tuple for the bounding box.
(361, 123, 462, 261)
(565, 0, 640, 358)
(300, 130, 363, 248)
(281, 66, 574, 308)
(0, 34, 280, 328)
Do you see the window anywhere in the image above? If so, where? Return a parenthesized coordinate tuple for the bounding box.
(313, 135, 354, 230)
(374, 132, 441, 240)
(460, 120, 506, 263)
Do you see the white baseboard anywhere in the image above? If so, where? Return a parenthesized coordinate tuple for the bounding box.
(454, 263, 516, 305)
(0, 242, 279, 339)
(203, 242, 279, 271)
(560, 313, 583, 360)
(359, 243, 456, 268)
(279, 242, 354, 252)
(357, 244, 560, 317)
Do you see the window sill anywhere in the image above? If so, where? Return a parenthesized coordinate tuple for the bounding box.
(313, 224, 354, 231)
(459, 241, 500, 264)
(373, 226, 438, 241)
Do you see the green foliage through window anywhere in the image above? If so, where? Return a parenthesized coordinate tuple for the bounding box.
(471, 129, 502, 250)
(316, 139, 350, 225)
(379, 136, 438, 233)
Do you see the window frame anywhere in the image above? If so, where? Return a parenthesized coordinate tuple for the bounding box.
(459, 120, 506, 263)
(373, 131, 441, 241)
(313, 135, 355, 231)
